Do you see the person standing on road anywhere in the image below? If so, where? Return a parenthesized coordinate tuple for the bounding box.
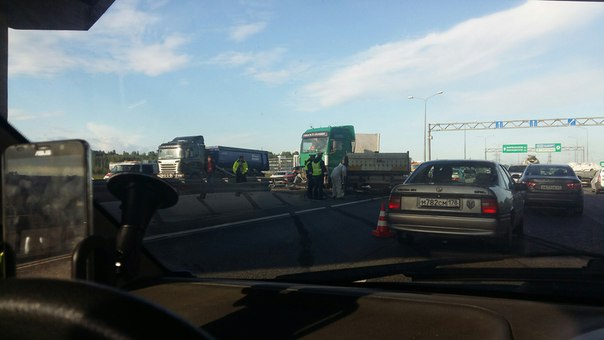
(206, 155, 216, 183)
(233, 155, 248, 183)
(305, 154, 315, 199)
(311, 152, 327, 199)
(331, 157, 348, 199)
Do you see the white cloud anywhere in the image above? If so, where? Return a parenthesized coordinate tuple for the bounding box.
(8, 0, 191, 77)
(229, 22, 267, 42)
(124, 35, 190, 76)
(209, 47, 306, 84)
(127, 99, 148, 111)
(7, 108, 36, 121)
(8, 108, 64, 121)
(247, 64, 310, 85)
(298, 1, 604, 110)
(210, 48, 286, 68)
(450, 68, 604, 118)
(85, 122, 145, 152)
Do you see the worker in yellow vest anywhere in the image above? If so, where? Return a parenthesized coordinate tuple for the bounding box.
(305, 154, 315, 199)
(232, 155, 248, 183)
(310, 152, 327, 199)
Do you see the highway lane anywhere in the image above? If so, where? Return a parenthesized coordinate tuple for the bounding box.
(141, 188, 604, 281)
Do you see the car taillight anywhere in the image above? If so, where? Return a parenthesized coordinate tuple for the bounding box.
(105, 173, 112, 178)
(481, 198, 498, 214)
(526, 181, 537, 190)
(566, 182, 582, 190)
(388, 194, 401, 210)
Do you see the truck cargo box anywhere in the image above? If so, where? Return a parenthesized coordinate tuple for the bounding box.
(207, 146, 270, 175)
(347, 152, 410, 173)
(345, 152, 411, 191)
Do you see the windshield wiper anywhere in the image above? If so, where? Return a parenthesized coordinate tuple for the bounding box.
(274, 256, 509, 284)
(274, 256, 604, 285)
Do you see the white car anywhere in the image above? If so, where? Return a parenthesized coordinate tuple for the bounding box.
(104, 162, 159, 180)
(591, 169, 604, 193)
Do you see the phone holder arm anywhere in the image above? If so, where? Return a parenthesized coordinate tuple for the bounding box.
(107, 173, 178, 281)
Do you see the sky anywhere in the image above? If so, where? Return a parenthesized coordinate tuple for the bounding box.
(6, 0, 604, 164)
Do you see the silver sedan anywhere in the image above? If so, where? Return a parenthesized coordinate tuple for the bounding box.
(387, 160, 526, 249)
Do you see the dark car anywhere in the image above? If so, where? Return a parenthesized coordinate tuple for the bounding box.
(387, 160, 526, 249)
(520, 164, 583, 215)
(507, 164, 527, 182)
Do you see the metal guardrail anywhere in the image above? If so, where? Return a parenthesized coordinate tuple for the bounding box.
(93, 178, 270, 203)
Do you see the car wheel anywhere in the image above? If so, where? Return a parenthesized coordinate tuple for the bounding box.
(500, 219, 514, 253)
(500, 232, 513, 253)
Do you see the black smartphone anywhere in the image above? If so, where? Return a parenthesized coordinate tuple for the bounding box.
(2, 140, 92, 278)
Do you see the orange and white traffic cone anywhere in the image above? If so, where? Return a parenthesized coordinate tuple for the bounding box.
(372, 203, 395, 238)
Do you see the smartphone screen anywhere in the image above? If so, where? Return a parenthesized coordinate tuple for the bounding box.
(2, 140, 92, 278)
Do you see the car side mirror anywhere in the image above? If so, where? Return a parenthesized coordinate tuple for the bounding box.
(513, 182, 528, 191)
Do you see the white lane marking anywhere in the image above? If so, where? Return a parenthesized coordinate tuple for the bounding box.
(332, 196, 386, 208)
(144, 197, 386, 243)
(294, 207, 327, 214)
(144, 213, 291, 242)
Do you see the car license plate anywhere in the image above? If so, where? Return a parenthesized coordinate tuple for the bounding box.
(419, 198, 461, 208)
(540, 184, 562, 190)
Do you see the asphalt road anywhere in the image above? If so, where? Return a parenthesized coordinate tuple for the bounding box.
(134, 187, 604, 281)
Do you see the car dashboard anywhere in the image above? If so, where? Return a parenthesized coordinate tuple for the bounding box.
(131, 277, 604, 339)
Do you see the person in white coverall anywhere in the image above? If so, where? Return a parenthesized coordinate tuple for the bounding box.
(330, 158, 347, 199)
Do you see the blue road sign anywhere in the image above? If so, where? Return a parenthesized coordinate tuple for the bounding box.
(568, 118, 577, 126)
(530, 120, 538, 127)
(495, 121, 504, 128)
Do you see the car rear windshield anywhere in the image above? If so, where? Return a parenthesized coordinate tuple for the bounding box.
(526, 166, 574, 177)
(408, 163, 498, 186)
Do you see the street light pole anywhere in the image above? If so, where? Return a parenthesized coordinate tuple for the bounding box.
(568, 136, 578, 163)
(408, 91, 443, 161)
(477, 135, 493, 160)
(578, 127, 589, 163)
(464, 129, 467, 159)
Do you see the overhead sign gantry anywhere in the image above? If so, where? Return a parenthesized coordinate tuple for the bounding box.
(426, 117, 604, 160)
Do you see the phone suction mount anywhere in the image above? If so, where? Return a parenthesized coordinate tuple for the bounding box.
(107, 173, 178, 280)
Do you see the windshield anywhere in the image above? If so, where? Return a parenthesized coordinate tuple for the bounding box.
(158, 148, 182, 160)
(6, 1, 604, 290)
(301, 137, 328, 154)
